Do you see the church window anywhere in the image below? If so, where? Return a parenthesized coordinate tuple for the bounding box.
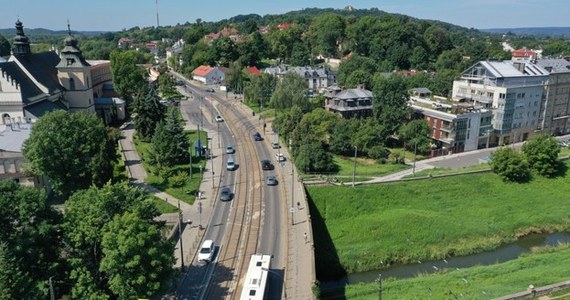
(69, 78, 75, 90)
(67, 58, 75, 66)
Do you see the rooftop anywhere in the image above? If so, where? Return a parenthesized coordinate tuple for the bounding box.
(0, 124, 32, 152)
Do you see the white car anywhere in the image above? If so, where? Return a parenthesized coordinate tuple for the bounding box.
(275, 153, 286, 162)
(215, 115, 224, 122)
(198, 240, 215, 262)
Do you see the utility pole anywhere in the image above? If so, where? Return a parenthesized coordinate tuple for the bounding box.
(352, 146, 357, 187)
(177, 199, 185, 269)
(155, 0, 160, 27)
(377, 274, 382, 300)
(291, 167, 294, 226)
(413, 142, 417, 176)
(211, 147, 214, 189)
(49, 277, 55, 300)
(189, 147, 192, 178)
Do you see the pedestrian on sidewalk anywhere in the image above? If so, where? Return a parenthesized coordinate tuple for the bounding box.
(304, 232, 308, 243)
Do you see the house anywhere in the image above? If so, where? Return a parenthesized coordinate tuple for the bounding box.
(410, 91, 493, 154)
(166, 39, 185, 59)
(245, 66, 261, 76)
(324, 85, 373, 118)
(191, 65, 225, 84)
(117, 37, 132, 48)
(512, 48, 537, 61)
(276, 23, 292, 30)
(452, 60, 548, 145)
(265, 65, 337, 92)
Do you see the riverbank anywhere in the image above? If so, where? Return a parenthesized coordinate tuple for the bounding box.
(343, 244, 570, 299)
(307, 159, 570, 276)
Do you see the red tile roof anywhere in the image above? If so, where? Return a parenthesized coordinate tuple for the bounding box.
(277, 23, 291, 30)
(246, 66, 261, 76)
(192, 65, 213, 77)
(512, 48, 536, 58)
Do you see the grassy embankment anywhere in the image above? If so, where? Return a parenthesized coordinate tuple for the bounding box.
(134, 130, 207, 205)
(307, 160, 570, 275)
(344, 244, 570, 299)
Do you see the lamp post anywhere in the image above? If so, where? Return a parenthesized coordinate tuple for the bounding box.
(352, 146, 357, 187)
(291, 167, 294, 226)
(413, 141, 417, 176)
(376, 274, 382, 300)
(189, 146, 193, 178)
(177, 199, 185, 269)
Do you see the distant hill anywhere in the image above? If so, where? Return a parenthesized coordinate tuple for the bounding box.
(0, 27, 108, 38)
(481, 27, 570, 37)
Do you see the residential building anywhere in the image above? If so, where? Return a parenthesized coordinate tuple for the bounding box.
(409, 89, 493, 154)
(166, 39, 185, 59)
(264, 65, 337, 92)
(535, 58, 570, 135)
(512, 48, 537, 61)
(191, 65, 225, 84)
(452, 60, 548, 145)
(324, 85, 373, 118)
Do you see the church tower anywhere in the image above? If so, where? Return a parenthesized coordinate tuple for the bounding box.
(12, 19, 31, 56)
(56, 24, 94, 113)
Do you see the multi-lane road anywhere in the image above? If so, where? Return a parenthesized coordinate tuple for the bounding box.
(174, 78, 288, 299)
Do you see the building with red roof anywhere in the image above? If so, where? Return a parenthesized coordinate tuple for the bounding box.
(512, 48, 537, 61)
(191, 65, 225, 84)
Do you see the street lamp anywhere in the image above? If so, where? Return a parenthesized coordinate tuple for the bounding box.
(352, 146, 357, 187)
(376, 274, 382, 300)
(177, 199, 185, 269)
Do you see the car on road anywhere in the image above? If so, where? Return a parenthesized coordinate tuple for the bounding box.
(220, 187, 232, 201)
(198, 240, 215, 262)
(261, 159, 273, 170)
(226, 146, 235, 154)
(266, 176, 278, 186)
(275, 153, 285, 162)
(205, 88, 215, 93)
(253, 132, 263, 141)
(271, 142, 281, 149)
(215, 115, 224, 122)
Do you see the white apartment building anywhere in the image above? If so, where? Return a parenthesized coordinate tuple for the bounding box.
(452, 61, 549, 145)
(535, 58, 570, 135)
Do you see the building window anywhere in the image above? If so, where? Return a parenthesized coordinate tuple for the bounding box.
(69, 78, 75, 90)
(67, 58, 75, 66)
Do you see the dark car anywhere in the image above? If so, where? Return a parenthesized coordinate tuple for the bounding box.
(253, 132, 263, 141)
(261, 159, 273, 170)
(206, 88, 215, 93)
(266, 176, 278, 186)
(220, 187, 232, 201)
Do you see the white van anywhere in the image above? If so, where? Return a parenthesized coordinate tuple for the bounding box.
(226, 156, 236, 170)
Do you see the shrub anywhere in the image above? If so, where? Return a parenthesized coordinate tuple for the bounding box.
(168, 171, 188, 187)
(490, 147, 531, 182)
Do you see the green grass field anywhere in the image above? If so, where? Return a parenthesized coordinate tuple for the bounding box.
(344, 244, 570, 299)
(307, 160, 570, 274)
(151, 197, 178, 214)
(324, 155, 410, 177)
(403, 163, 492, 178)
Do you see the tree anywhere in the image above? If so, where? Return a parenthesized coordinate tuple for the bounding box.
(149, 107, 190, 173)
(225, 61, 247, 93)
(372, 75, 411, 135)
(64, 183, 160, 298)
(100, 212, 175, 299)
(270, 73, 310, 112)
(521, 134, 561, 177)
(212, 36, 238, 67)
(329, 119, 355, 155)
(0, 34, 11, 57)
(132, 86, 166, 141)
(158, 74, 181, 100)
(309, 13, 346, 57)
(423, 25, 453, 56)
(337, 54, 377, 87)
(0, 180, 63, 299)
(490, 147, 531, 182)
(295, 138, 336, 173)
(345, 69, 373, 89)
(23, 110, 117, 197)
(399, 119, 432, 153)
(110, 50, 148, 104)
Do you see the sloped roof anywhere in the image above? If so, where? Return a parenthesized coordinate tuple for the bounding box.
(512, 48, 536, 58)
(332, 88, 373, 100)
(12, 52, 63, 94)
(192, 65, 213, 77)
(24, 101, 67, 119)
(0, 61, 46, 104)
(246, 66, 261, 76)
(536, 58, 570, 73)
(0, 124, 32, 152)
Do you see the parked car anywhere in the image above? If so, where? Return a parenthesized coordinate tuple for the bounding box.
(253, 132, 263, 141)
(275, 153, 286, 162)
(205, 88, 215, 93)
(215, 115, 224, 122)
(261, 159, 273, 170)
(266, 176, 278, 186)
(198, 240, 215, 262)
(226, 146, 235, 154)
(220, 187, 232, 201)
(271, 142, 281, 149)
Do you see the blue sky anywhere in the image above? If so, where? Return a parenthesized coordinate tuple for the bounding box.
(1, 0, 568, 32)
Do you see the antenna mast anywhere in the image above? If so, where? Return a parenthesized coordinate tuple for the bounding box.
(155, 0, 160, 27)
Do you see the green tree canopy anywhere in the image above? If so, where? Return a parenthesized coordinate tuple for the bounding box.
(0, 34, 11, 57)
(110, 50, 148, 103)
(372, 75, 411, 135)
(309, 13, 346, 57)
(521, 134, 561, 177)
(23, 111, 117, 197)
(270, 73, 310, 112)
(399, 119, 432, 153)
(490, 147, 531, 182)
(149, 107, 191, 172)
(133, 86, 166, 141)
(100, 212, 175, 299)
(64, 183, 161, 299)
